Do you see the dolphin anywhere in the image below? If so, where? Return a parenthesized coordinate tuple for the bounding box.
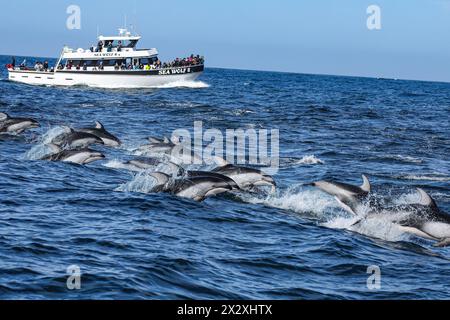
(147, 136, 171, 144)
(52, 128, 104, 149)
(312, 175, 371, 214)
(146, 172, 234, 202)
(125, 157, 183, 175)
(137, 140, 175, 155)
(211, 158, 276, 191)
(78, 121, 121, 147)
(367, 189, 450, 247)
(185, 171, 240, 190)
(0, 112, 40, 134)
(41, 144, 105, 165)
(168, 176, 235, 202)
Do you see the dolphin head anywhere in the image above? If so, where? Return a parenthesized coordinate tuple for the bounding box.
(94, 121, 121, 147)
(82, 150, 105, 164)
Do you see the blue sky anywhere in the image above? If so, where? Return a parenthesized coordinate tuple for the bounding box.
(2, 0, 450, 82)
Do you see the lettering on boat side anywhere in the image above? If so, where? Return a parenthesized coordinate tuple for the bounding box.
(159, 68, 191, 75)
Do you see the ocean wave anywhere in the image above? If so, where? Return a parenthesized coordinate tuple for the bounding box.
(280, 155, 325, 168)
(382, 154, 424, 164)
(396, 174, 450, 182)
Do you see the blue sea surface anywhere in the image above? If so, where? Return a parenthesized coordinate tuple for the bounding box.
(0, 55, 449, 299)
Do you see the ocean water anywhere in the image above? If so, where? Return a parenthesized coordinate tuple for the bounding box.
(0, 55, 449, 300)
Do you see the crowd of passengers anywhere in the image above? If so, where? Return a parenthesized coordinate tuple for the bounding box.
(58, 54, 204, 71)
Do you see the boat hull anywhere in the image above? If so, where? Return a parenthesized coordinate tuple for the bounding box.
(7, 65, 204, 88)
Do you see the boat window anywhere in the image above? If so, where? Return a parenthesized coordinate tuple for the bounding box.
(124, 40, 138, 48)
(102, 40, 138, 48)
(101, 59, 126, 66)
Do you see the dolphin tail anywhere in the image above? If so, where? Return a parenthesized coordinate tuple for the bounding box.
(434, 238, 450, 247)
(0, 112, 9, 121)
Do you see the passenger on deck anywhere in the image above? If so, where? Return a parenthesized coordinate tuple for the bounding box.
(114, 62, 120, 70)
(117, 41, 122, 52)
(83, 62, 87, 71)
(11, 57, 16, 68)
(97, 41, 103, 52)
(43, 61, 49, 71)
(99, 60, 104, 70)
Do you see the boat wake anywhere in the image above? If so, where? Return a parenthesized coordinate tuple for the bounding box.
(154, 80, 210, 89)
(84, 80, 210, 89)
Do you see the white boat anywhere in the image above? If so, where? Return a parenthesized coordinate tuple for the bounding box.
(6, 28, 204, 88)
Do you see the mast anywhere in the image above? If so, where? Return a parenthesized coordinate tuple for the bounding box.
(54, 47, 65, 73)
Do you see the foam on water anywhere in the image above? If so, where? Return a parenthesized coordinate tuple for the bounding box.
(238, 187, 338, 218)
(296, 155, 325, 165)
(154, 80, 210, 89)
(398, 174, 450, 182)
(239, 184, 426, 243)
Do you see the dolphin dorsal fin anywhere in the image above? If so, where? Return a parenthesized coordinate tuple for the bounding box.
(417, 188, 437, 208)
(0, 112, 9, 121)
(360, 175, 371, 193)
(214, 156, 229, 167)
(95, 121, 104, 130)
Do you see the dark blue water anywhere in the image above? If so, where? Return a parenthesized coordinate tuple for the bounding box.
(0, 55, 449, 299)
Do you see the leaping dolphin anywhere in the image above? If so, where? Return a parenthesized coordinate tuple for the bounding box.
(125, 157, 183, 175)
(146, 172, 235, 202)
(0, 112, 40, 134)
(313, 175, 450, 247)
(367, 189, 450, 247)
(211, 157, 276, 191)
(168, 176, 235, 202)
(51, 128, 104, 149)
(78, 121, 121, 147)
(41, 144, 105, 165)
(312, 175, 371, 214)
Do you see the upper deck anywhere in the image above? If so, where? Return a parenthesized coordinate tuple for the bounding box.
(61, 28, 158, 60)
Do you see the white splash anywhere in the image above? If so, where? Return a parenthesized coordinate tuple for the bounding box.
(239, 187, 338, 218)
(239, 185, 422, 244)
(116, 171, 159, 193)
(24, 126, 71, 160)
(399, 174, 450, 182)
(296, 155, 325, 165)
(154, 80, 210, 89)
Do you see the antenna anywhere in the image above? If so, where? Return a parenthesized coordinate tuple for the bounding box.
(124, 15, 127, 29)
(96, 25, 99, 38)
